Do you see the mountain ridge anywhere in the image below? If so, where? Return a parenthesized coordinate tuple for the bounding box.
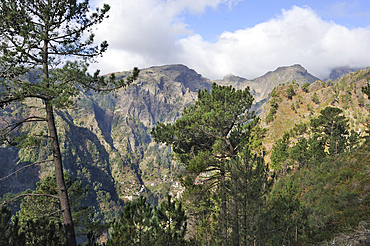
(0, 63, 364, 220)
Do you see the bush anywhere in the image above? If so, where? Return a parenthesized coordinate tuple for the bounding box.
(311, 92, 320, 104)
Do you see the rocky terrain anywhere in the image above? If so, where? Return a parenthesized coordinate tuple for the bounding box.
(0, 63, 362, 220)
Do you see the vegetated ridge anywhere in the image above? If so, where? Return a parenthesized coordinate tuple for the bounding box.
(0, 63, 360, 220)
(261, 67, 370, 158)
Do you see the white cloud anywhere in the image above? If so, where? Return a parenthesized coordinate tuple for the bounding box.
(90, 2, 370, 80)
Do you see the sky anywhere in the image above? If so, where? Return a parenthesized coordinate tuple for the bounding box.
(89, 0, 370, 80)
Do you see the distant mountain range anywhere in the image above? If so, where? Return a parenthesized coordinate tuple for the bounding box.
(0, 63, 365, 219)
(214, 64, 319, 102)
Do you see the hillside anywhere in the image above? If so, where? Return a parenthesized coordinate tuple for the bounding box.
(214, 64, 319, 102)
(0, 63, 361, 221)
(261, 68, 370, 157)
(0, 64, 213, 219)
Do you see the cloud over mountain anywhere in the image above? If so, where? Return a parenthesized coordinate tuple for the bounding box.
(90, 1, 370, 80)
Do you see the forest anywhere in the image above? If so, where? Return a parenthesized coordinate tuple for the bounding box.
(1, 0, 370, 245)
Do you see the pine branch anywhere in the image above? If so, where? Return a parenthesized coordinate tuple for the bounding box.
(0, 159, 53, 181)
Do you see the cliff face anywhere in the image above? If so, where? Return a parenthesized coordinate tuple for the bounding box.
(214, 64, 319, 102)
(0, 64, 213, 218)
(0, 63, 358, 219)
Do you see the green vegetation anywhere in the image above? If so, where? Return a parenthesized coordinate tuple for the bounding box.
(266, 88, 280, 124)
(0, 0, 138, 244)
(271, 107, 359, 170)
(302, 82, 310, 92)
(286, 84, 295, 99)
(1, 24, 370, 245)
(152, 83, 261, 244)
(311, 92, 320, 104)
(107, 195, 187, 246)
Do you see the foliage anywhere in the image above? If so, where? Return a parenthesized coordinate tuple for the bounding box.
(265, 142, 370, 244)
(266, 97, 279, 124)
(0, 206, 66, 245)
(311, 107, 357, 156)
(261, 178, 308, 245)
(0, 0, 138, 244)
(154, 195, 187, 245)
(227, 148, 274, 245)
(302, 83, 310, 92)
(311, 92, 320, 104)
(106, 195, 187, 246)
(107, 196, 154, 245)
(0, 206, 25, 246)
(152, 83, 256, 244)
(16, 173, 108, 241)
(271, 107, 360, 173)
(270, 132, 290, 170)
(265, 102, 368, 244)
(286, 85, 295, 99)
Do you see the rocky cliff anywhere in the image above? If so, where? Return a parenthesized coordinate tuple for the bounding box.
(0, 63, 355, 220)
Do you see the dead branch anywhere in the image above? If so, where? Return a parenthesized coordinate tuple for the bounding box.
(0, 116, 47, 136)
(0, 159, 53, 181)
(1, 193, 59, 207)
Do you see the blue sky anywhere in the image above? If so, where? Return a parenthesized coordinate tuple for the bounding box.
(184, 1, 370, 41)
(90, 0, 370, 80)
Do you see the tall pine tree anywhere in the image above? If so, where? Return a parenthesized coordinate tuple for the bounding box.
(151, 83, 256, 245)
(0, 1, 139, 245)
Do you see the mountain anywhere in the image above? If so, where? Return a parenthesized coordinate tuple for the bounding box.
(0, 63, 349, 220)
(0, 64, 214, 220)
(214, 64, 319, 102)
(327, 67, 362, 81)
(260, 67, 370, 159)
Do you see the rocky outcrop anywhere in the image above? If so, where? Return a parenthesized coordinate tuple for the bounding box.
(0, 63, 341, 216)
(214, 64, 319, 102)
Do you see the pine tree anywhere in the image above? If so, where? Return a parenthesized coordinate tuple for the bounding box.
(0, 1, 139, 245)
(154, 195, 187, 246)
(108, 196, 154, 246)
(0, 206, 25, 246)
(311, 107, 349, 156)
(261, 178, 307, 245)
(16, 173, 107, 241)
(151, 83, 256, 245)
(270, 132, 290, 170)
(228, 148, 273, 245)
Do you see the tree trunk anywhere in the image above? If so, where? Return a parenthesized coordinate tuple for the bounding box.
(220, 162, 227, 246)
(45, 100, 77, 246)
(42, 31, 76, 246)
(231, 196, 240, 245)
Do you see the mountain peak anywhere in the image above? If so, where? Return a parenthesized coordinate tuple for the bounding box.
(273, 64, 307, 74)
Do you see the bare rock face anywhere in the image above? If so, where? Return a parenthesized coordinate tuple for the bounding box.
(214, 64, 319, 102)
(327, 67, 360, 81)
(0, 63, 340, 217)
(0, 64, 213, 215)
(113, 64, 212, 127)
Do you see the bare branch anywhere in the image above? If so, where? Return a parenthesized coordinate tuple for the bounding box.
(0, 94, 48, 107)
(49, 209, 64, 217)
(1, 193, 59, 208)
(1, 116, 47, 136)
(0, 159, 53, 181)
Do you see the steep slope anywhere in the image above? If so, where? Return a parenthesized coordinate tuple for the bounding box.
(261, 68, 370, 157)
(327, 67, 362, 81)
(0, 64, 212, 217)
(214, 64, 319, 102)
(1, 63, 352, 220)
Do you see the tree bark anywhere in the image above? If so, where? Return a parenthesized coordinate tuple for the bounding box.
(45, 100, 77, 246)
(220, 162, 227, 246)
(231, 196, 240, 245)
(42, 27, 77, 246)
